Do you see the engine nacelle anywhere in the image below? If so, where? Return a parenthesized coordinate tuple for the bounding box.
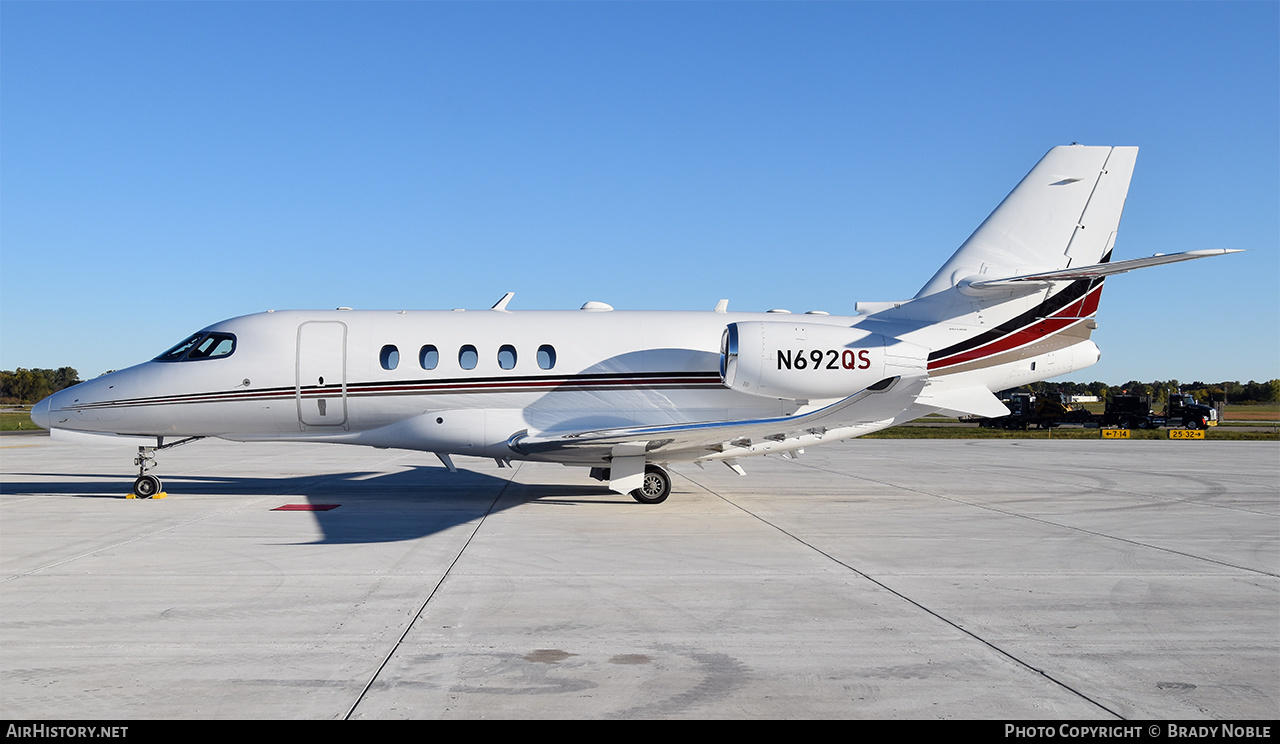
(720, 321, 928, 400)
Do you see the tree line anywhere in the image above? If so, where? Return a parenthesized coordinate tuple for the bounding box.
(0, 368, 82, 404)
(1020, 378, 1280, 406)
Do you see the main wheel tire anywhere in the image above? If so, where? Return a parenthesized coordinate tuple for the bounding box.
(133, 474, 161, 499)
(630, 465, 671, 505)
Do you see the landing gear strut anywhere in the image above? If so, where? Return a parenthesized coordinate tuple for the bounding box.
(629, 464, 672, 505)
(132, 447, 161, 499)
(129, 437, 202, 498)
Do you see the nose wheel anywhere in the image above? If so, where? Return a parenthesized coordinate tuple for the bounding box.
(132, 474, 163, 499)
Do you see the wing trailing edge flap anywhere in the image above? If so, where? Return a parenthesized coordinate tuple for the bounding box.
(913, 382, 1010, 419)
(508, 373, 929, 467)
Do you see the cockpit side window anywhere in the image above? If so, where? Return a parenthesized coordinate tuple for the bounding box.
(155, 332, 236, 362)
(188, 333, 236, 359)
(155, 333, 205, 361)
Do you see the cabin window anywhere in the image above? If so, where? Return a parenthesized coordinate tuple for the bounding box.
(537, 344, 556, 370)
(459, 345, 478, 370)
(497, 344, 517, 370)
(155, 332, 236, 362)
(419, 345, 439, 370)
(380, 345, 399, 370)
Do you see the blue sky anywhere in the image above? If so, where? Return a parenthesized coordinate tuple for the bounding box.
(2, 1, 1277, 385)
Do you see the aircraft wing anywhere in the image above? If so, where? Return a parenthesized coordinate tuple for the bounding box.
(508, 374, 928, 468)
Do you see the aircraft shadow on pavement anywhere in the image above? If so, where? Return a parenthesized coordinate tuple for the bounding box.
(3, 466, 634, 544)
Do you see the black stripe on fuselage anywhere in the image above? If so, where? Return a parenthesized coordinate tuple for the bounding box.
(927, 278, 1102, 363)
(64, 371, 725, 410)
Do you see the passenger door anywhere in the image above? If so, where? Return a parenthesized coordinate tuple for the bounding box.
(297, 321, 348, 428)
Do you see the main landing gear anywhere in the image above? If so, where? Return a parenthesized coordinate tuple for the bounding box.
(630, 464, 672, 505)
(129, 437, 202, 499)
(589, 462, 674, 504)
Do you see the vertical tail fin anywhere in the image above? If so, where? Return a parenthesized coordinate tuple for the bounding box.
(877, 145, 1137, 382)
(875, 145, 1232, 393)
(915, 145, 1138, 298)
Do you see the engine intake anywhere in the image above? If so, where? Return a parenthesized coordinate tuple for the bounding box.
(720, 321, 927, 400)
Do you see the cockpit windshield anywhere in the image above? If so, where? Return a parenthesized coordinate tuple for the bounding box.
(154, 332, 236, 362)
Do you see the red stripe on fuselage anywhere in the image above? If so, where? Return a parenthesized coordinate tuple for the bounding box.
(63, 373, 725, 410)
(927, 283, 1103, 371)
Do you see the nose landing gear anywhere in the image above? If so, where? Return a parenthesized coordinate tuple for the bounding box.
(130, 446, 165, 499)
(127, 437, 202, 499)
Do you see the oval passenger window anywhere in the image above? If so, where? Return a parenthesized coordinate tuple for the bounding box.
(380, 345, 399, 370)
(498, 345, 517, 370)
(537, 345, 556, 370)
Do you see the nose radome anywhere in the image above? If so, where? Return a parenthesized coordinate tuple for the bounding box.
(31, 396, 51, 430)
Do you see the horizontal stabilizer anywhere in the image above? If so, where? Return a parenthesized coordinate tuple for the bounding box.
(965, 249, 1242, 291)
(914, 385, 1011, 419)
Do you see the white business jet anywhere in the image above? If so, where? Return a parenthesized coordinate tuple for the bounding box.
(31, 145, 1238, 502)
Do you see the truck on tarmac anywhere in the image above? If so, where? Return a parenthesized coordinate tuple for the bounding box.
(1101, 393, 1218, 430)
(976, 392, 1095, 430)
(975, 391, 1217, 430)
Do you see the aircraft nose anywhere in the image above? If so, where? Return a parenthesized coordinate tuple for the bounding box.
(30, 396, 51, 430)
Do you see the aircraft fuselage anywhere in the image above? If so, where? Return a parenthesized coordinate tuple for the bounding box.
(33, 146, 1236, 502)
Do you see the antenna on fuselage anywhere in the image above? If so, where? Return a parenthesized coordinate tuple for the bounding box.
(491, 292, 515, 312)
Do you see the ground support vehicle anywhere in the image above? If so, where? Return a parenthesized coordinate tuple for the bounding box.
(976, 392, 1217, 430)
(1100, 394, 1218, 430)
(976, 393, 1097, 430)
